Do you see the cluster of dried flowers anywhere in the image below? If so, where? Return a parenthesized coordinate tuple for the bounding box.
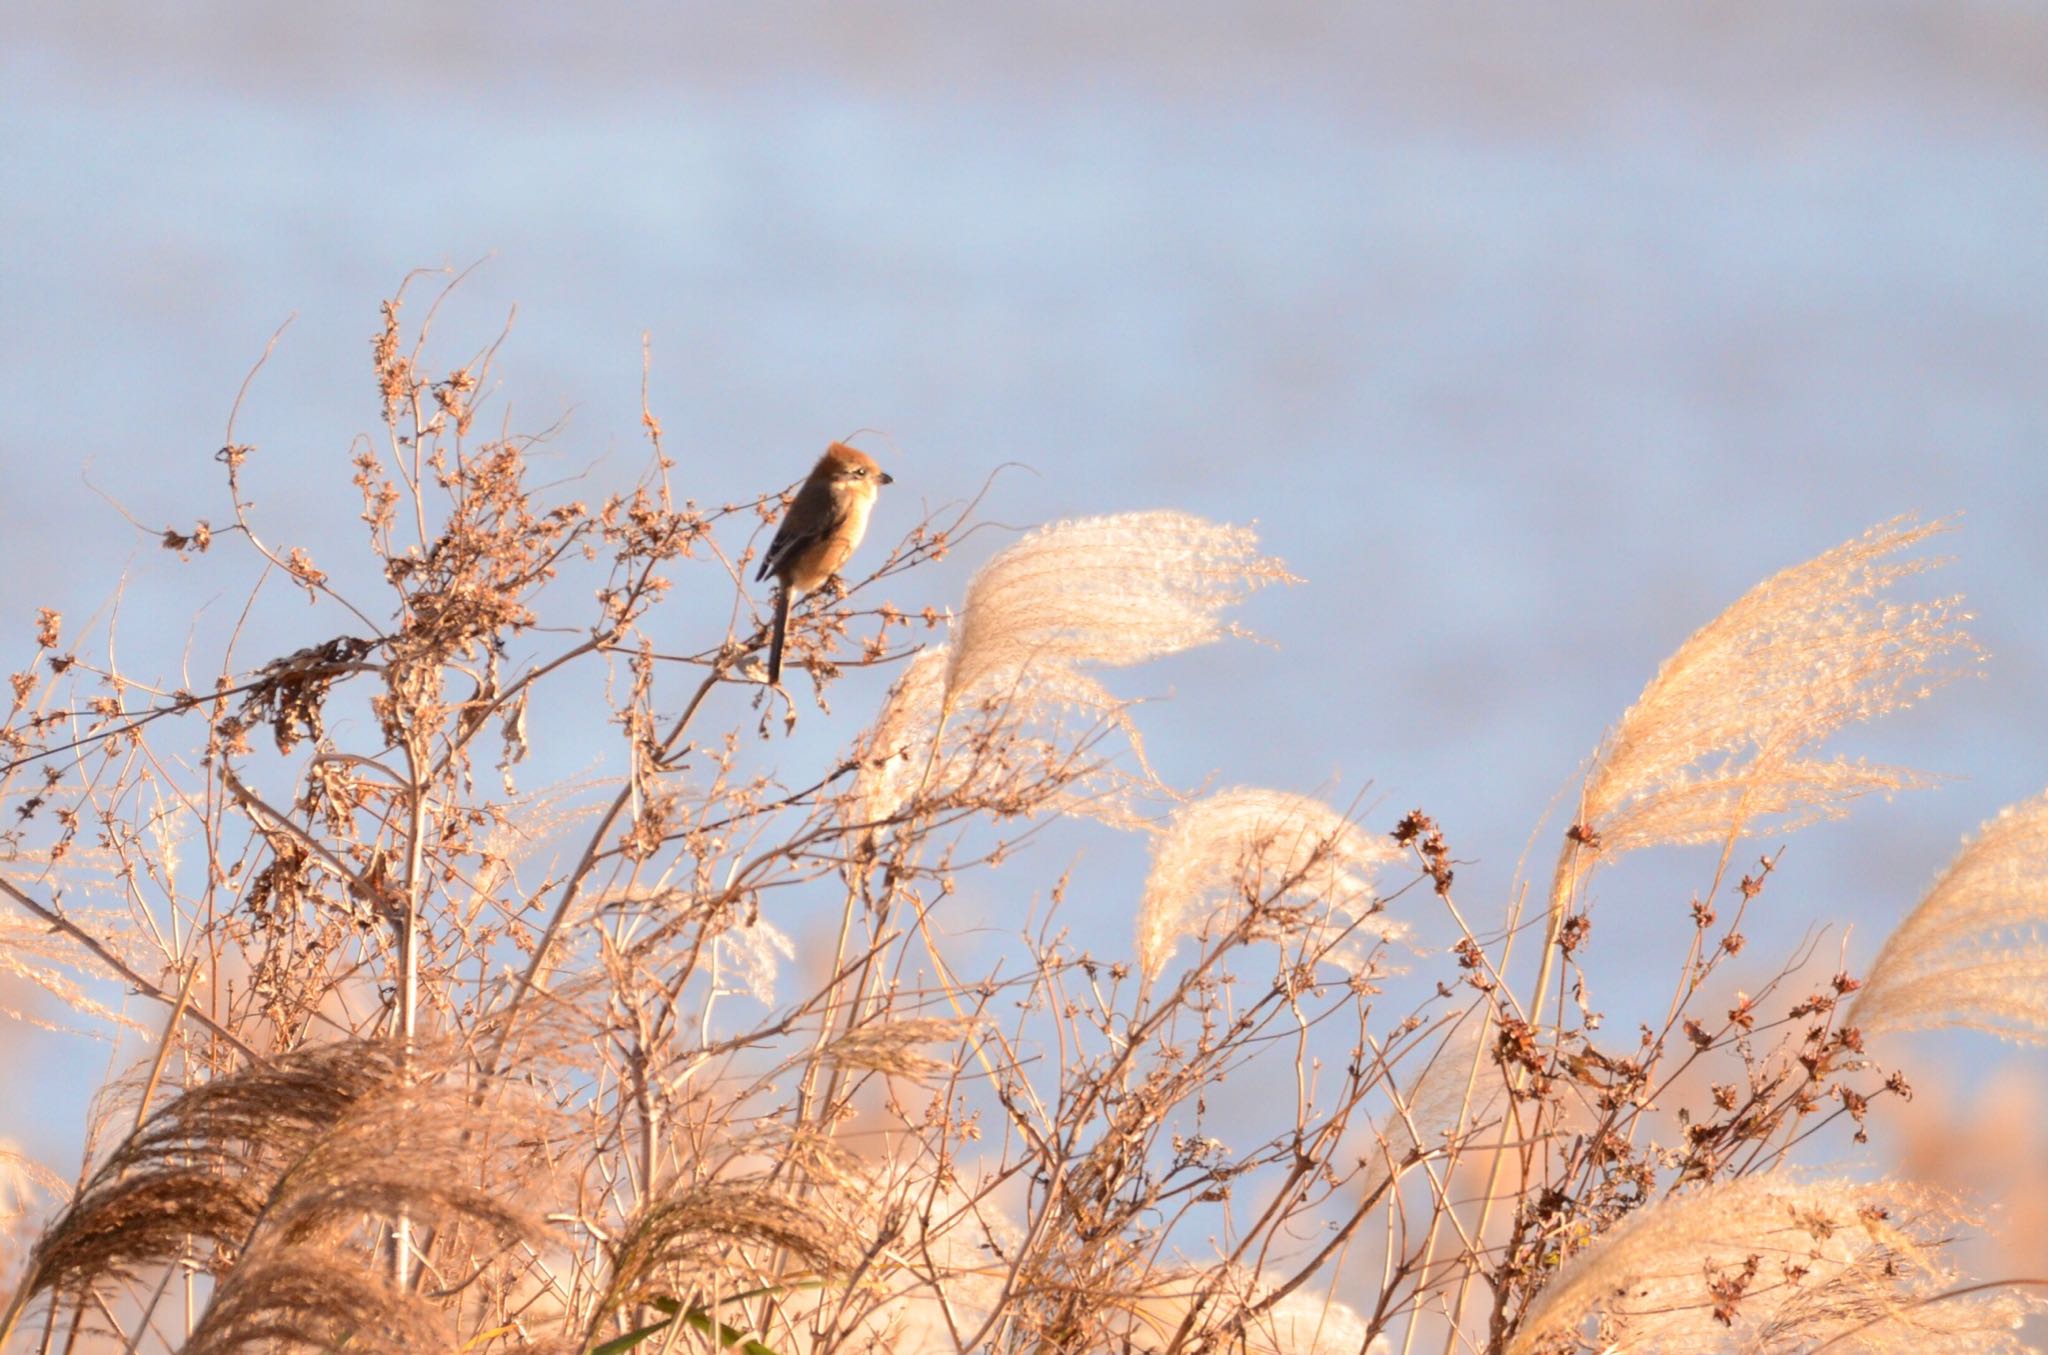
(0, 283, 2042, 1355)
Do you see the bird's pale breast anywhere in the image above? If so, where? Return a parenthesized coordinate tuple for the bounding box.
(788, 486, 875, 591)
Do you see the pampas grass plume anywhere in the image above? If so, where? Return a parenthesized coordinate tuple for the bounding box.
(943, 511, 1294, 709)
(1137, 788, 1404, 985)
(1851, 789, 2048, 1043)
(853, 512, 1289, 826)
(1552, 515, 1978, 916)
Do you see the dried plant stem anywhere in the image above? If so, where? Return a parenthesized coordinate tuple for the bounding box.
(392, 739, 431, 1291)
(1433, 865, 1560, 1355)
(135, 963, 200, 1133)
(484, 661, 728, 1074)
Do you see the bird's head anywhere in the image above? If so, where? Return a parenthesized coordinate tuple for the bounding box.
(818, 442, 893, 490)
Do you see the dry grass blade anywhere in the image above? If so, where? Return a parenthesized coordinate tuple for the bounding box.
(1137, 788, 1405, 984)
(1851, 789, 2048, 1043)
(1554, 515, 1977, 914)
(1508, 1174, 2035, 1355)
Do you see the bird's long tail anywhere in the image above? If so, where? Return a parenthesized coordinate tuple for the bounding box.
(766, 586, 791, 686)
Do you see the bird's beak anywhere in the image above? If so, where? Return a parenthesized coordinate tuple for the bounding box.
(880, 472, 895, 485)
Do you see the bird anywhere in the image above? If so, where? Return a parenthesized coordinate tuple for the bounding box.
(756, 442, 893, 685)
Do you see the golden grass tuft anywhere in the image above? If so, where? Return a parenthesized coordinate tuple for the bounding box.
(1, 1040, 543, 1348)
(179, 1250, 456, 1355)
(590, 1178, 859, 1332)
(16, 1042, 410, 1299)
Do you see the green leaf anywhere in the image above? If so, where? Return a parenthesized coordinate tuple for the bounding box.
(588, 1315, 676, 1355)
(588, 1298, 783, 1355)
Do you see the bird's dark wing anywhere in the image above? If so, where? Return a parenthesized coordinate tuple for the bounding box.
(756, 480, 845, 582)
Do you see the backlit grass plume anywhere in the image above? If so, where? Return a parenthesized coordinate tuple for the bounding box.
(8, 1042, 408, 1308)
(1851, 789, 2048, 1044)
(0, 901, 147, 1035)
(1137, 788, 1404, 985)
(1509, 1174, 2034, 1355)
(1552, 515, 1977, 917)
(589, 1178, 856, 1336)
(942, 511, 1294, 708)
(854, 512, 1288, 827)
(179, 1251, 455, 1355)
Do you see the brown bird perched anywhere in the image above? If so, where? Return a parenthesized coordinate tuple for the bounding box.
(756, 442, 893, 685)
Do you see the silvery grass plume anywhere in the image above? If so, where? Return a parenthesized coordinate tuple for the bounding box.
(942, 512, 1295, 704)
(853, 512, 1292, 826)
(590, 1177, 858, 1337)
(1552, 515, 1978, 918)
(1850, 789, 2048, 1044)
(0, 905, 146, 1035)
(1508, 1174, 2036, 1355)
(1137, 788, 1405, 986)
